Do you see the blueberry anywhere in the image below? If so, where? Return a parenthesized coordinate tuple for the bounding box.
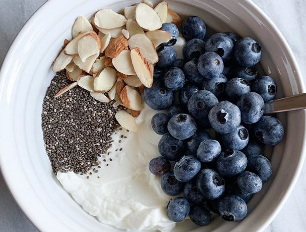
(188, 90, 219, 128)
(224, 32, 241, 44)
(216, 149, 247, 177)
(158, 133, 186, 161)
(242, 139, 264, 158)
(197, 139, 221, 162)
(167, 197, 190, 222)
(208, 101, 241, 134)
(151, 113, 169, 135)
(234, 37, 261, 67)
(179, 83, 199, 106)
(149, 156, 171, 176)
(196, 169, 225, 200)
(161, 172, 185, 196)
(254, 116, 284, 145)
(161, 23, 179, 41)
(168, 104, 183, 118)
(183, 181, 205, 204)
(144, 81, 174, 110)
(167, 113, 197, 140)
(237, 92, 264, 124)
(189, 205, 211, 226)
(174, 156, 201, 182)
(205, 33, 234, 61)
(218, 195, 247, 221)
(157, 46, 177, 68)
(202, 74, 227, 98)
(181, 16, 206, 41)
(225, 78, 251, 102)
(198, 52, 224, 79)
(222, 64, 235, 78)
(237, 171, 262, 195)
(247, 155, 272, 182)
(187, 130, 211, 153)
(222, 125, 249, 150)
(234, 66, 258, 82)
(164, 67, 186, 90)
(183, 59, 205, 84)
(252, 76, 277, 102)
(225, 184, 253, 203)
(183, 39, 205, 60)
(173, 59, 186, 69)
(207, 199, 221, 214)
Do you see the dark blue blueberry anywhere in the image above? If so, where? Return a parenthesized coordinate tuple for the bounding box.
(252, 76, 277, 102)
(179, 83, 199, 106)
(168, 104, 183, 118)
(181, 16, 206, 41)
(188, 90, 219, 129)
(149, 156, 171, 176)
(234, 66, 258, 82)
(164, 67, 186, 90)
(183, 39, 205, 60)
(205, 33, 234, 61)
(153, 66, 165, 79)
(208, 101, 241, 134)
(157, 46, 177, 68)
(161, 173, 184, 198)
(237, 92, 264, 124)
(242, 139, 264, 158)
(158, 133, 186, 161)
(254, 116, 284, 145)
(197, 139, 221, 162)
(162, 23, 179, 40)
(222, 65, 235, 78)
(167, 197, 190, 222)
(224, 32, 241, 44)
(167, 113, 197, 140)
(225, 184, 253, 203)
(174, 156, 201, 182)
(198, 52, 224, 79)
(151, 113, 169, 135)
(196, 169, 225, 200)
(234, 37, 261, 67)
(187, 130, 211, 153)
(237, 171, 262, 195)
(216, 149, 247, 177)
(189, 205, 211, 226)
(218, 195, 247, 221)
(207, 199, 221, 214)
(225, 78, 251, 102)
(221, 125, 249, 150)
(202, 74, 227, 98)
(172, 59, 186, 69)
(144, 81, 174, 110)
(183, 181, 205, 204)
(247, 155, 272, 182)
(183, 59, 205, 84)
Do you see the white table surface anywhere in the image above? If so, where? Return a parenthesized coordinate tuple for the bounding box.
(0, 0, 306, 231)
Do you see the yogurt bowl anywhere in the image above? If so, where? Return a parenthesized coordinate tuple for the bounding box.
(0, 0, 305, 232)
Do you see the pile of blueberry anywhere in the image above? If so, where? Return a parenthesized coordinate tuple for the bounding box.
(146, 16, 285, 226)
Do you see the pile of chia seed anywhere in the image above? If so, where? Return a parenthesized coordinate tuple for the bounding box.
(42, 71, 121, 174)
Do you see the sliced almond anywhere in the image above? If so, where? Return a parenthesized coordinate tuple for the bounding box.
(138, 84, 145, 93)
(78, 33, 101, 62)
(154, 1, 168, 23)
(89, 16, 100, 34)
(130, 48, 153, 88)
(66, 66, 86, 81)
(94, 9, 127, 29)
(94, 67, 117, 92)
(130, 110, 141, 117)
(77, 75, 95, 92)
(146, 30, 171, 48)
(104, 57, 113, 67)
(126, 19, 145, 37)
(72, 16, 93, 38)
(124, 5, 136, 20)
(123, 75, 142, 87)
(120, 85, 143, 111)
(143, 0, 153, 8)
(64, 31, 91, 56)
(54, 82, 78, 98)
(166, 9, 182, 27)
(63, 39, 70, 49)
(122, 29, 130, 39)
(115, 110, 138, 132)
(128, 34, 158, 64)
(90, 92, 110, 103)
(73, 53, 99, 73)
(117, 71, 129, 79)
(116, 79, 126, 96)
(105, 35, 128, 58)
(53, 50, 73, 72)
(98, 27, 124, 38)
(66, 62, 76, 72)
(108, 84, 116, 100)
(98, 32, 112, 53)
(113, 94, 123, 107)
(136, 3, 162, 31)
(92, 56, 105, 75)
(112, 50, 136, 75)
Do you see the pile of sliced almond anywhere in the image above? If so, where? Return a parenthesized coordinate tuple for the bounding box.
(52, 1, 181, 132)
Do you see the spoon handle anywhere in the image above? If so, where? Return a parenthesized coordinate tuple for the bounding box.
(264, 93, 306, 114)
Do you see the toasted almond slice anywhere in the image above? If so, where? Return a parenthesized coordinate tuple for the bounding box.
(90, 92, 110, 103)
(64, 31, 92, 56)
(115, 110, 138, 132)
(98, 32, 112, 53)
(89, 16, 100, 34)
(130, 110, 141, 117)
(144, 0, 153, 8)
(94, 9, 127, 29)
(120, 86, 143, 111)
(66, 62, 76, 72)
(98, 27, 124, 38)
(63, 39, 70, 49)
(124, 5, 136, 20)
(113, 94, 123, 107)
(72, 16, 93, 38)
(123, 75, 142, 87)
(166, 9, 182, 26)
(154, 1, 168, 23)
(117, 71, 129, 79)
(105, 35, 128, 58)
(116, 79, 126, 96)
(54, 82, 78, 98)
(92, 56, 105, 75)
(136, 3, 162, 31)
(173, 36, 186, 59)
(53, 50, 73, 72)
(94, 67, 117, 92)
(104, 57, 113, 67)
(112, 50, 136, 75)
(138, 84, 145, 93)
(66, 66, 86, 81)
(73, 53, 99, 73)
(77, 75, 95, 92)
(78, 33, 101, 62)
(131, 48, 153, 88)
(126, 19, 145, 37)
(108, 84, 116, 100)
(146, 30, 171, 48)
(129, 34, 158, 64)
(122, 29, 130, 39)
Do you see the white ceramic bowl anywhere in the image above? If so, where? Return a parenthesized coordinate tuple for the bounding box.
(0, 0, 305, 231)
